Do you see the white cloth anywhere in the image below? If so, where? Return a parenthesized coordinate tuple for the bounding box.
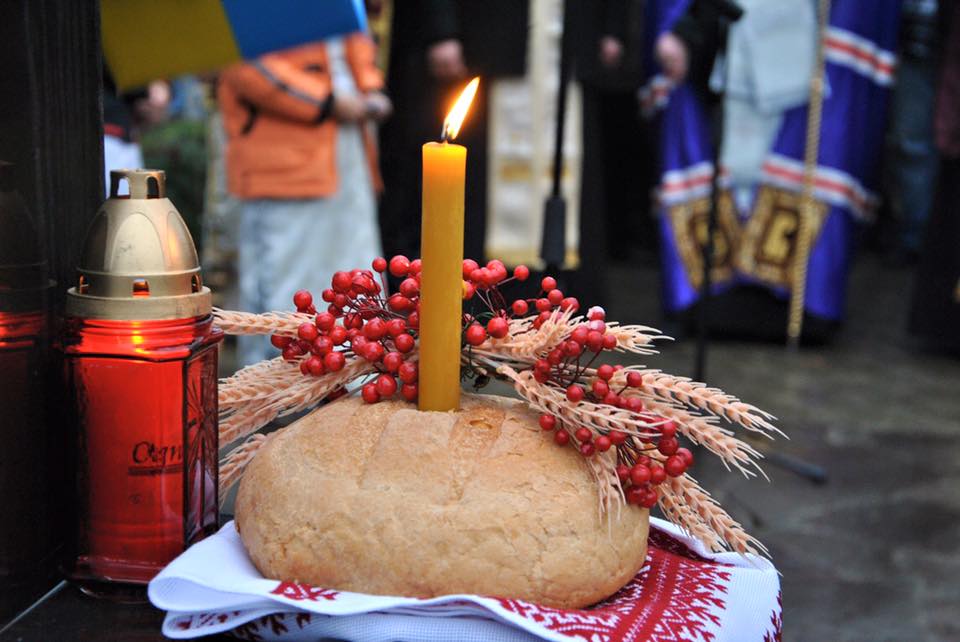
(715, 0, 817, 188)
(236, 38, 381, 366)
(149, 519, 782, 642)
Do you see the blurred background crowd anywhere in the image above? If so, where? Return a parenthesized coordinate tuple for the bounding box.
(102, 0, 960, 372)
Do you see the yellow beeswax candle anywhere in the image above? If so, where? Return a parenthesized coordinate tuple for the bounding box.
(418, 78, 479, 412)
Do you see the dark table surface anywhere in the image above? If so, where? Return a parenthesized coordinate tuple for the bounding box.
(1, 581, 233, 642)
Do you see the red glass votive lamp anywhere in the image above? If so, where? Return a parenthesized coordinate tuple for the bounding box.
(63, 169, 223, 589)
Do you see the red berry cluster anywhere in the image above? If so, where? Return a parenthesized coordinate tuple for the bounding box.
(531, 306, 695, 506)
(269, 256, 421, 404)
(460, 262, 580, 347)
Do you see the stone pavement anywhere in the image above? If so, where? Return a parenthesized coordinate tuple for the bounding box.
(601, 254, 960, 642)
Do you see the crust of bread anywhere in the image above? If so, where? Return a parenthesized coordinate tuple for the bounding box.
(235, 393, 649, 609)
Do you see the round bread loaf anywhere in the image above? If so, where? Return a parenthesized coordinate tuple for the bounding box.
(235, 393, 649, 608)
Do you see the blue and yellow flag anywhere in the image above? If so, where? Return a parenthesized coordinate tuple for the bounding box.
(102, 0, 367, 91)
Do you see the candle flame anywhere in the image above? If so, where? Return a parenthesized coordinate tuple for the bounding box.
(442, 77, 480, 142)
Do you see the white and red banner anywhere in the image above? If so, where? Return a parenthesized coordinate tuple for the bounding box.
(149, 519, 781, 641)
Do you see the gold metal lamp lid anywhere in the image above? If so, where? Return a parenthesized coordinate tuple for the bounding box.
(66, 169, 211, 320)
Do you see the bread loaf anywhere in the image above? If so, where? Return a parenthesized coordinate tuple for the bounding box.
(235, 393, 649, 608)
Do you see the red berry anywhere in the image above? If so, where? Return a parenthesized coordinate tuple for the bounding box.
(560, 297, 579, 312)
(323, 351, 345, 372)
(270, 334, 292, 349)
(627, 372, 644, 388)
(327, 304, 342, 317)
(388, 293, 412, 311)
(665, 455, 687, 477)
(536, 298, 552, 312)
(588, 319, 607, 334)
(597, 364, 614, 381)
(575, 427, 592, 442)
(616, 464, 631, 482)
(469, 268, 484, 283)
(321, 288, 336, 303)
(465, 323, 486, 346)
(587, 306, 606, 321)
(305, 356, 325, 376)
(579, 442, 596, 457)
(375, 374, 398, 398)
(570, 326, 590, 345)
(344, 313, 364, 330)
(389, 255, 410, 277)
(512, 299, 529, 316)
(602, 334, 618, 350)
(534, 311, 552, 328)
(372, 257, 388, 272)
(609, 430, 627, 445)
(566, 385, 585, 403)
(462, 259, 479, 279)
(658, 435, 679, 456)
(660, 420, 677, 438)
(630, 464, 651, 485)
(626, 486, 645, 505)
(563, 340, 582, 357)
(623, 397, 644, 413)
(539, 414, 557, 431)
(386, 318, 407, 337)
(603, 392, 622, 407)
(408, 311, 420, 329)
(383, 351, 404, 373)
(547, 349, 563, 365)
(361, 382, 380, 404)
(533, 369, 549, 383)
(282, 344, 303, 361)
(677, 447, 694, 467)
(394, 332, 415, 353)
(315, 312, 336, 332)
(554, 430, 570, 446)
(297, 339, 313, 353)
(586, 330, 604, 353)
(311, 335, 333, 356)
(399, 278, 419, 298)
(547, 289, 564, 305)
(363, 318, 387, 340)
(487, 316, 509, 339)
(595, 435, 612, 452)
(637, 455, 651, 467)
(535, 358, 551, 373)
(333, 294, 349, 309)
(299, 359, 311, 375)
(463, 281, 476, 300)
(649, 464, 666, 485)
(409, 259, 422, 274)
(298, 322, 318, 342)
(513, 264, 530, 281)
(332, 272, 352, 293)
(398, 361, 418, 384)
(541, 276, 557, 292)
(329, 325, 348, 345)
(592, 380, 610, 398)
(640, 487, 659, 508)
(293, 289, 313, 310)
(363, 342, 385, 362)
(401, 383, 418, 401)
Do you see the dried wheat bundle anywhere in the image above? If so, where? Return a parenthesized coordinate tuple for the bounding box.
(219, 433, 268, 503)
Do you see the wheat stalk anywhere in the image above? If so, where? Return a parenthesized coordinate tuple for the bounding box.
(213, 308, 313, 336)
(219, 433, 268, 503)
(661, 473, 769, 557)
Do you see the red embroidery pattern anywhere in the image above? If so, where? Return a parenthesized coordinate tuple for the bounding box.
(763, 592, 783, 642)
(270, 581, 339, 602)
(494, 529, 731, 642)
(174, 610, 242, 631)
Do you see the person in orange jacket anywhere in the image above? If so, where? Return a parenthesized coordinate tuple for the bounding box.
(219, 34, 392, 365)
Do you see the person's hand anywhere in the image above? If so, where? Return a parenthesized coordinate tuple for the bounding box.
(332, 93, 367, 123)
(427, 39, 467, 81)
(655, 32, 689, 82)
(364, 91, 393, 122)
(599, 36, 624, 68)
